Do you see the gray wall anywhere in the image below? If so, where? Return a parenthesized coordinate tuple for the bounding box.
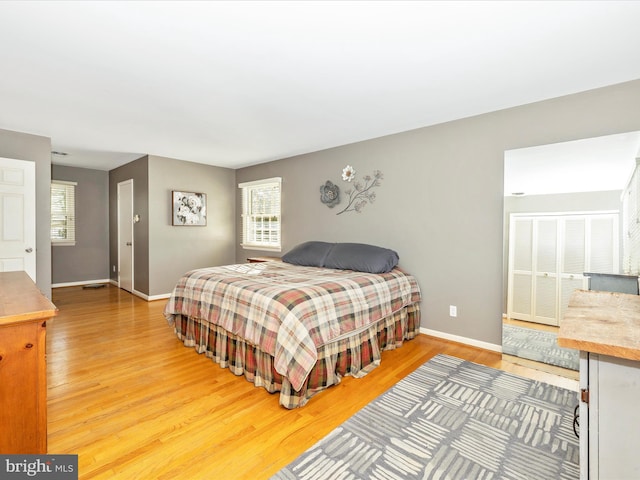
(0, 128, 52, 298)
(236, 79, 640, 347)
(51, 165, 110, 285)
(108, 155, 236, 297)
(147, 155, 236, 296)
(109, 156, 150, 293)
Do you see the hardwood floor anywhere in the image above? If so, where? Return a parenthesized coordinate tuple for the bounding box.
(47, 285, 577, 479)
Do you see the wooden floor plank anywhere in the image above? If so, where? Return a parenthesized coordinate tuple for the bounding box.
(47, 284, 577, 479)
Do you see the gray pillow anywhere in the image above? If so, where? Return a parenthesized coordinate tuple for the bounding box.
(324, 243, 399, 274)
(281, 241, 334, 267)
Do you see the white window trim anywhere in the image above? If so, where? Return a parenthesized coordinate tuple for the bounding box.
(239, 177, 282, 252)
(51, 180, 77, 246)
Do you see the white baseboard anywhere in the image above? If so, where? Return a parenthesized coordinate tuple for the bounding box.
(420, 327, 502, 353)
(119, 286, 170, 302)
(141, 292, 171, 302)
(52, 279, 111, 288)
(54, 279, 170, 302)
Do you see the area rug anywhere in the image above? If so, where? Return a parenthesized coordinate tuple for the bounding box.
(272, 354, 579, 480)
(502, 324, 579, 371)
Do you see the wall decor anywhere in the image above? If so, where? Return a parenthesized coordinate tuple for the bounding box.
(337, 169, 383, 215)
(172, 191, 207, 226)
(320, 180, 340, 208)
(342, 165, 356, 182)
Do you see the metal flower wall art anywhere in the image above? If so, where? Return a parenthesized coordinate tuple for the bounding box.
(320, 180, 340, 208)
(320, 165, 384, 214)
(336, 168, 384, 215)
(342, 165, 356, 182)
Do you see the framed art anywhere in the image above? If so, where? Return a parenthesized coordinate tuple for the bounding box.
(172, 191, 207, 226)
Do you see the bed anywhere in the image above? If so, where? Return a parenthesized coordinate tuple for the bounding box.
(163, 242, 422, 408)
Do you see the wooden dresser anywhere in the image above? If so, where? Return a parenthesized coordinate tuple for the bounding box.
(0, 271, 57, 453)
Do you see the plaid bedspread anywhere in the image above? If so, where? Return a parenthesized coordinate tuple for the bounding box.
(164, 261, 421, 391)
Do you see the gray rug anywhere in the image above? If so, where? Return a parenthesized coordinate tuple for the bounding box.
(272, 354, 579, 480)
(502, 324, 579, 371)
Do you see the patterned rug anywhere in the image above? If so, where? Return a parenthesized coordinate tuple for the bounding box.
(502, 324, 579, 371)
(272, 354, 579, 480)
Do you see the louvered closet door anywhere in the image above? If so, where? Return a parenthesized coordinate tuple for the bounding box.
(534, 218, 559, 326)
(509, 218, 534, 321)
(560, 217, 588, 323)
(508, 212, 619, 327)
(589, 215, 618, 273)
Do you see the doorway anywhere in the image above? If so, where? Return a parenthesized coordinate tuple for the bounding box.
(502, 132, 640, 376)
(117, 179, 133, 293)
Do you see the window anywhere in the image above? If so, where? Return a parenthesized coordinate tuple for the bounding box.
(51, 180, 77, 245)
(239, 177, 281, 251)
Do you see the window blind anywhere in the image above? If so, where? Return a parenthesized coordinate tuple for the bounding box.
(51, 180, 77, 245)
(238, 177, 281, 251)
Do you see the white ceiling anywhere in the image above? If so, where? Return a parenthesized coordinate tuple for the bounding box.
(1, 1, 640, 171)
(504, 132, 640, 196)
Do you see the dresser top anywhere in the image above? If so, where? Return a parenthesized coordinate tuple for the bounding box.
(558, 289, 640, 361)
(0, 271, 57, 326)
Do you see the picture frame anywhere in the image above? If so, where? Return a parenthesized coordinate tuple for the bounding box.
(172, 191, 207, 226)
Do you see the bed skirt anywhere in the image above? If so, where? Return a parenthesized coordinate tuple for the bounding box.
(170, 303, 421, 408)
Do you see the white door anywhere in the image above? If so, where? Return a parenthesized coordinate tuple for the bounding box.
(560, 217, 588, 322)
(117, 180, 133, 292)
(534, 217, 559, 325)
(589, 215, 618, 273)
(509, 217, 534, 321)
(0, 157, 36, 281)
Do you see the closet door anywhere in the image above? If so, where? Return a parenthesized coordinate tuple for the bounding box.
(560, 217, 588, 323)
(509, 217, 534, 321)
(533, 218, 559, 326)
(589, 214, 618, 274)
(508, 212, 618, 327)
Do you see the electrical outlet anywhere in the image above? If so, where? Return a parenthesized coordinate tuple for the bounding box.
(113, 265, 116, 273)
(449, 305, 457, 317)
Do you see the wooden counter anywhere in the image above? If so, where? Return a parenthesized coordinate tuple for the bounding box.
(0, 271, 57, 454)
(558, 289, 640, 361)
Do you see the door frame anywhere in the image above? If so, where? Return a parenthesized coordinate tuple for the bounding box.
(117, 179, 134, 292)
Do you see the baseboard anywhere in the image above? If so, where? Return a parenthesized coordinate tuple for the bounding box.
(142, 292, 171, 302)
(52, 279, 111, 288)
(125, 288, 170, 302)
(420, 327, 502, 353)
(54, 280, 170, 302)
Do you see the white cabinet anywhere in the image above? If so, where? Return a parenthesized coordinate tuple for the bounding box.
(580, 352, 640, 479)
(508, 212, 618, 326)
